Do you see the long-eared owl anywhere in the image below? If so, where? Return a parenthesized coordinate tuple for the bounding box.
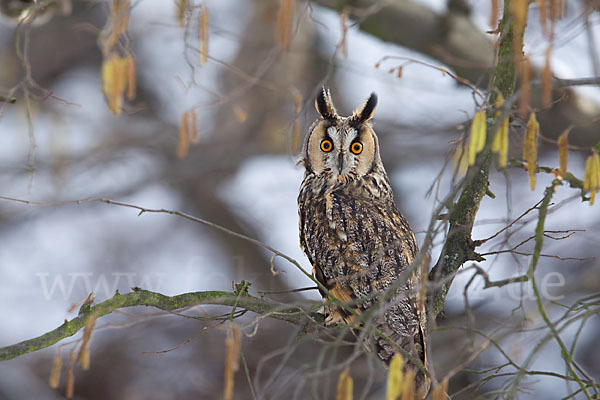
(298, 88, 428, 389)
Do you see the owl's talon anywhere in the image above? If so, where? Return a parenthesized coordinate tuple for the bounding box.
(324, 308, 344, 326)
(324, 314, 337, 326)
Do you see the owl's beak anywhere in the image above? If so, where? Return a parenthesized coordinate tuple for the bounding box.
(337, 153, 344, 175)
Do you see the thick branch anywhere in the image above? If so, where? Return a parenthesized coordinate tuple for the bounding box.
(429, 0, 526, 317)
(0, 288, 323, 362)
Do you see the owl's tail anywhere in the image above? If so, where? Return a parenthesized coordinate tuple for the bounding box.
(370, 302, 430, 396)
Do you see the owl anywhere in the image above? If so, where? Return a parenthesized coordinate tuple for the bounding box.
(298, 88, 428, 390)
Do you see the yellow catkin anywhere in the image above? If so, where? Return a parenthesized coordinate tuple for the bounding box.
(66, 369, 74, 399)
(83, 314, 97, 339)
(557, 130, 569, 177)
(80, 348, 90, 371)
(490, 0, 499, 28)
(536, 0, 547, 33)
(190, 110, 199, 144)
(99, 0, 133, 115)
(495, 92, 505, 114)
(49, 349, 62, 389)
(401, 369, 415, 400)
(497, 118, 509, 167)
(441, 379, 449, 398)
(83, 314, 97, 346)
(198, 6, 209, 65)
(66, 350, 75, 399)
(101, 55, 131, 115)
(67, 302, 79, 314)
(100, 58, 114, 112)
(386, 354, 404, 400)
(291, 120, 302, 154)
(454, 143, 469, 176)
(117, 0, 130, 35)
(397, 66, 403, 78)
(276, 0, 294, 51)
(468, 111, 487, 166)
(550, 0, 560, 21)
(593, 152, 600, 206)
(177, 111, 190, 159)
(585, 152, 600, 206)
(117, 57, 130, 96)
(542, 47, 552, 108)
(109, 1, 120, 46)
(474, 112, 487, 154)
(523, 113, 539, 190)
(101, 57, 120, 114)
(519, 58, 531, 118)
(492, 93, 509, 167)
(109, 0, 130, 47)
(234, 105, 247, 123)
(336, 369, 353, 400)
(339, 11, 348, 58)
(77, 314, 97, 370)
(224, 324, 241, 400)
(584, 156, 592, 192)
(125, 55, 136, 101)
(292, 88, 303, 115)
(176, 0, 187, 27)
(510, 0, 528, 60)
(431, 378, 448, 400)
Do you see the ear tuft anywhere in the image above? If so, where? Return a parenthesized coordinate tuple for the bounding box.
(353, 92, 378, 123)
(315, 87, 337, 119)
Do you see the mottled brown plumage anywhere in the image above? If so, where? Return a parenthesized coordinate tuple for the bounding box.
(298, 88, 429, 391)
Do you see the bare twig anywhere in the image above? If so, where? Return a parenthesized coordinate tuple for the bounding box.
(554, 76, 600, 88)
(508, 182, 594, 399)
(0, 195, 313, 280)
(0, 195, 361, 320)
(478, 199, 544, 244)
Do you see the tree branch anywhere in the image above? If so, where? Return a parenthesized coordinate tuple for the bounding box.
(315, 0, 494, 84)
(0, 287, 324, 362)
(428, 0, 527, 317)
(554, 76, 600, 88)
(0, 196, 318, 285)
(0, 95, 16, 104)
(527, 183, 593, 399)
(316, 0, 600, 144)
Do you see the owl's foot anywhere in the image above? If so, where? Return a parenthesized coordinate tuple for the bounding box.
(324, 307, 345, 326)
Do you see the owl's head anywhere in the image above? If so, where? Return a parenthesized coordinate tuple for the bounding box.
(301, 87, 382, 181)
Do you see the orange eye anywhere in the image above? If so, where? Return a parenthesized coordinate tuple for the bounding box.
(350, 141, 363, 154)
(320, 139, 333, 152)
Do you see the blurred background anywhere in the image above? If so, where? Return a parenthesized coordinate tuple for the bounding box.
(0, 0, 599, 398)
